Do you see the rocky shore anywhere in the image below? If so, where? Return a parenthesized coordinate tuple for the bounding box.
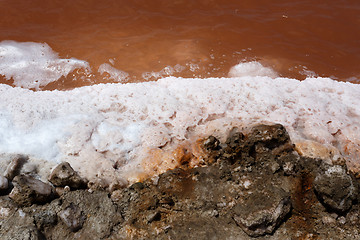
(1, 124, 360, 239)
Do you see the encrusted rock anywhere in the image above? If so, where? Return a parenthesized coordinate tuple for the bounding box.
(0, 176, 9, 192)
(233, 185, 292, 237)
(1, 226, 43, 240)
(49, 162, 87, 189)
(56, 190, 122, 238)
(0, 198, 17, 220)
(34, 208, 58, 230)
(9, 174, 54, 206)
(322, 215, 336, 225)
(223, 124, 293, 165)
(314, 165, 357, 213)
(338, 216, 346, 225)
(248, 124, 290, 146)
(271, 162, 281, 173)
(146, 210, 161, 223)
(223, 130, 246, 161)
(59, 203, 86, 232)
(202, 135, 221, 164)
(283, 161, 295, 175)
(4, 155, 28, 180)
(203, 136, 220, 151)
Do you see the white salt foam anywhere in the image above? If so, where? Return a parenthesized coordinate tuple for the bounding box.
(0, 69, 360, 185)
(98, 63, 129, 82)
(0, 41, 185, 87)
(0, 41, 90, 89)
(228, 61, 278, 78)
(142, 64, 184, 80)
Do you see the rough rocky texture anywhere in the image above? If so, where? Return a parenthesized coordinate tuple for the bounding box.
(9, 174, 54, 206)
(59, 203, 86, 232)
(4, 154, 28, 180)
(1, 124, 360, 239)
(50, 190, 122, 239)
(314, 165, 358, 213)
(48, 162, 87, 189)
(0, 176, 9, 192)
(232, 184, 291, 237)
(2, 225, 44, 240)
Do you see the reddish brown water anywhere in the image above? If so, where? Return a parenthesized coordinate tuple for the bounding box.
(0, 0, 359, 90)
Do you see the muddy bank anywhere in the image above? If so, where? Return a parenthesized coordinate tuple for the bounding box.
(1, 124, 360, 239)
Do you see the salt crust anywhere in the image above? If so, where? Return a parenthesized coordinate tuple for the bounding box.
(0, 73, 359, 185)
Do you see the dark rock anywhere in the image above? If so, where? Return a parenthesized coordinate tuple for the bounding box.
(248, 124, 290, 146)
(223, 130, 246, 162)
(314, 165, 357, 213)
(203, 136, 220, 151)
(48, 162, 87, 189)
(3, 124, 360, 239)
(233, 184, 292, 237)
(146, 210, 161, 223)
(223, 124, 293, 166)
(59, 203, 86, 232)
(0, 175, 9, 192)
(52, 190, 122, 239)
(129, 181, 145, 190)
(0, 202, 44, 240)
(202, 135, 221, 164)
(4, 155, 28, 180)
(9, 174, 54, 206)
(283, 161, 295, 176)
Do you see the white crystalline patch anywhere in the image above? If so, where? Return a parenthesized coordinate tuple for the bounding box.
(18, 209, 25, 218)
(0, 113, 83, 161)
(228, 61, 278, 78)
(0, 207, 10, 218)
(91, 121, 143, 157)
(325, 165, 345, 175)
(98, 63, 129, 82)
(142, 64, 184, 80)
(243, 180, 251, 189)
(0, 41, 90, 89)
(0, 64, 360, 185)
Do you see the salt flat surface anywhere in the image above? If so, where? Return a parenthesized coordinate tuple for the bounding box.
(0, 69, 359, 185)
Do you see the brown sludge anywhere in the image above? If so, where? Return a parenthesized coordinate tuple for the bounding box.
(1, 124, 360, 239)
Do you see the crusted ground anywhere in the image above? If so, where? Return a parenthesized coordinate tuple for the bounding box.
(1, 124, 360, 239)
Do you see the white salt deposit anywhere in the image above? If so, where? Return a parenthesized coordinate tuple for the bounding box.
(0, 41, 90, 89)
(0, 71, 360, 185)
(0, 41, 360, 186)
(0, 207, 10, 218)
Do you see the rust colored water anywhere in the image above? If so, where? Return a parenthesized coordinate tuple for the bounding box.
(0, 0, 359, 90)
